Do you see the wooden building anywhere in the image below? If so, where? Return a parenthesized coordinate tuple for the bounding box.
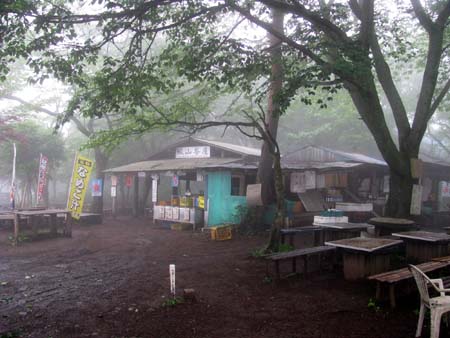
(104, 142, 450, 227)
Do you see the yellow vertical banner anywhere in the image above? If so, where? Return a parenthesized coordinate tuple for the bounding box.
(67, 154, 94, 220)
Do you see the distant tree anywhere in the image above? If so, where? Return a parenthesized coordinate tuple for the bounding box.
(0, 120, 65, 207)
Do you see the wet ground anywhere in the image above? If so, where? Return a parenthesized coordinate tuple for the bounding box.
(0, 217, 441, 337)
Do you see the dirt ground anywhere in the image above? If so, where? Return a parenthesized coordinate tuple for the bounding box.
(0, 217, 445, 338)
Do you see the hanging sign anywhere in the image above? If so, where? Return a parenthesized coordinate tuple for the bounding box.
(172, 175, 179, 187)
(196, 171, 205, 181)
(111, 186, 117, 197)
(111, 175, 118, 187)
(439, 181, 450, 198)
(67, 154, 94, 220)
(410, 184, 423, 215)
(91, 178, 103, 197)
(125, 174, 133, 187)
(36, 153, 49, 205)
(246, 184, 263, 206)
(138, 171, 146, 178)
(290, 172, 306, 193)
(175, 146, 210, 159)
(152, 179, 158, 203)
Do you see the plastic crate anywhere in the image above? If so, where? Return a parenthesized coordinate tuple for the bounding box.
(210, 225, 232, 241)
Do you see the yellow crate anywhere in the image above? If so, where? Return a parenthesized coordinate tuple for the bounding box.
(171, 223, 193, 231)
(210, 225, 232, 241)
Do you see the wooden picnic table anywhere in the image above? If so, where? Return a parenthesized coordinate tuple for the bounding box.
(13, 209, 73, 245)
(392, 231, 450, 263)
(280, 226, 323, 248)
(313, 222, 369, 242)
(325, 237, 403, 280)
(368, 217, 416, 236)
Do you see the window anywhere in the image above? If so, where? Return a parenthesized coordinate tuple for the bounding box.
(231, 175, 245, 196)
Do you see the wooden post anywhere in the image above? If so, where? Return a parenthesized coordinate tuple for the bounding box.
(65, 212, 73, 237)
(133, 175, 139, 217)
(112, 194, 117, 219)
(13, 213, 19, 246)
(50, 213, 57, 236)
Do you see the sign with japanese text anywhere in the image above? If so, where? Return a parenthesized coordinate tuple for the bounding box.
(67, 154, 94, 220)
(111, 175, 118, 187)
(91, 178, 103, 197)
(175, 146, 210, 159)
(125, 174, 133, 187)
(36, 154, 48, 205)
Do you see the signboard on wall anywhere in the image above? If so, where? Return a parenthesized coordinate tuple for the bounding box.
(290, 172, 306, 193)
(91, 178, 103, 197)
(246, 184, 263, 206)
(305, 171, 316, 190)
(175, 146, 210, 159)
(152, 179, 158, 203)
(410, 184, 422, 215)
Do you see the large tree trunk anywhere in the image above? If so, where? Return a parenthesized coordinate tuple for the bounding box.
(265, 150, 285, 252)
(257, 7, 283, 206)
(385, 168, 414, 217)
(345, 79, 415, 218)
(91, 148, 109, 214)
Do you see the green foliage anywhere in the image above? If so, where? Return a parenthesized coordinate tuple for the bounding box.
(250, 247, 266, 258)
(277, 243, 294, 253)
(0, 332, 21, 338)
(0, 120, 65, 180)
(161, 297, 183, 307)
(367, 298, 381, 313)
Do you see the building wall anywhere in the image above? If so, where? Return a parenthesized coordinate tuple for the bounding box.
(207, 171, 246, 226)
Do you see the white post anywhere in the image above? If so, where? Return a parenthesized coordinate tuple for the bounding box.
(169, 264, 176, 297)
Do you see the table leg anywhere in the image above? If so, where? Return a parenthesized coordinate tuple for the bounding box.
(50, 214, 57, 236)
(30, 215, 37, 237)
(65, 212, 73, 237)
(13, 214, 19, 246)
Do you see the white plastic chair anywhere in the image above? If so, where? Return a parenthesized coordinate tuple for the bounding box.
(409, 264, 450, 338)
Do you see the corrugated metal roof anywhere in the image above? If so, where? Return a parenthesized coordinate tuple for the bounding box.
(284, 145, 387, 166)
(193, 138, 261, 157)
(104, 158, 244, 173)
(281, 161, 363, 170)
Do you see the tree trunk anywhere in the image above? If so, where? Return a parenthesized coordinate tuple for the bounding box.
(91, 148, 109, 214)
(265, 150, 285, 252)
(385, 167, 414, 218)
(257, 7, 283, 206)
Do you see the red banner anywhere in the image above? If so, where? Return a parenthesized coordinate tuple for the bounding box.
(36, 154, 48, 205)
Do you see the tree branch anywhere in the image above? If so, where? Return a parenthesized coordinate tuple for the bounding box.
(410, 0, 435, 32)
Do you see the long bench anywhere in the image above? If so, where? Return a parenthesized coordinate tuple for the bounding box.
(265, 246, 336, 279)
(368, 259, 450, 308)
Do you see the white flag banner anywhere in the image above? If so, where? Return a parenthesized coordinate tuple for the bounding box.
(10, 143, 16, 209)
(36, 153, 49, 205)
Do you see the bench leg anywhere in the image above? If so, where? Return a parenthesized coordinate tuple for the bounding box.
(303, 256, 308, 278)
(275, 261, 280, 280)
(375, 282, 381, 300)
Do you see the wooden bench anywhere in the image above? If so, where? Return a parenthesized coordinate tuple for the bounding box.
(368, 260, 450, 308)
(280, 226, 323, 248)
(265, 246, 336, 279)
